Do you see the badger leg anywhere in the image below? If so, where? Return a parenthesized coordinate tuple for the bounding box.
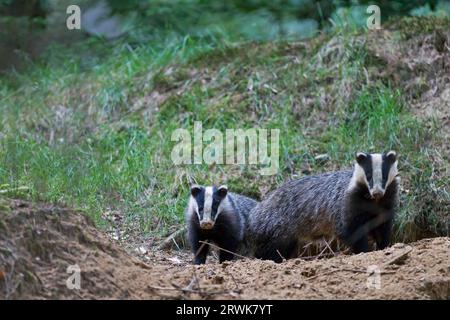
(254, 241, 297, 263)
(372, 219, 392, 250)
(216, 237, 240, 263)
(351, 235, 369, 253)
(193, 241, 209, 265)
(188, 228, 209, 264)
(218, 251, 234, 263)
(343, 214, 370, 253)
(255, 248, 283, 263)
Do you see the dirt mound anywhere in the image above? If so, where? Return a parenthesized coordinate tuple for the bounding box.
(0, 198, 154, 299)
(149, 239, 449, 300)
(0, 198, 448, 299)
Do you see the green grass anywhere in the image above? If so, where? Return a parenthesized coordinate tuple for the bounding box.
(0, 16, 448, 244)
(318, 87, 448, 240)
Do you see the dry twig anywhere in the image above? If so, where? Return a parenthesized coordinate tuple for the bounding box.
(382, 247, 413, 268)
(276, 249, 286, 262)
(198, 240, 248, 260)
(157, 227, 187, 251)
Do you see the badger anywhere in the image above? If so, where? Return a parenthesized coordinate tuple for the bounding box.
(248, 151, 400, 262)
(186, 185, 258, 264)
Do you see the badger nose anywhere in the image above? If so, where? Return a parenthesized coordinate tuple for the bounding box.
(371, 190, 384, 200)
(200, 220, 214, 230)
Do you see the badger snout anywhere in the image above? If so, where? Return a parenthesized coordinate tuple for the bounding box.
(200, 220, 214, 230)
(370, 189, 384, 200)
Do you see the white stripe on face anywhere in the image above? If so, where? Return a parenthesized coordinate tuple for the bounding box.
(348, 156, 368, 191)
(188, 196, 201, 222)
(202, 186, 213, 223)
(353, 162, 368, 186)
(386, 160, 398, 187)
(216, 195, 230, 221)
(371, 153, 384, 195)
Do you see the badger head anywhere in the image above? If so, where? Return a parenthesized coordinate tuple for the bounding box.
(350, 151, 399, 200)
(188, 184, 229, 230)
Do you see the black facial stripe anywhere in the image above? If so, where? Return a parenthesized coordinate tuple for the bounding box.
(211, 186, 222, 219)
(193, 187, 205, 220)
(381, 153, 393, 188)
(359, 154, 373, 187)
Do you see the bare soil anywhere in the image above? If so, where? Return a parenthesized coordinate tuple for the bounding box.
(0, 199, 448, 300)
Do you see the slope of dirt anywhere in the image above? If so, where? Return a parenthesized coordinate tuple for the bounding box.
(0, 198, 449, 300)
(0, 198, 154, 299)
(366, 24, 450, 154)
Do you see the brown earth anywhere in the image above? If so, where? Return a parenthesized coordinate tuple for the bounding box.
(0, 198, 448, 300)
(367, 24, 450, 151)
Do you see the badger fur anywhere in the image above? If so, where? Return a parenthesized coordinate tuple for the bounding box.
(186, 185, 258, 264)
(248, 151, 400, 262)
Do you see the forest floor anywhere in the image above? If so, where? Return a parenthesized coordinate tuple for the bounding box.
(0, 198, 448, 300)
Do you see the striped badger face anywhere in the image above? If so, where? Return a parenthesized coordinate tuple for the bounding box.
(352, 151, 398, 200)
(189, 185, 229, 230)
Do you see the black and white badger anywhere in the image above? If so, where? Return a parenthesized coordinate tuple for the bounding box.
(186, 185, 258, 264)
(248, 151, 400, 262)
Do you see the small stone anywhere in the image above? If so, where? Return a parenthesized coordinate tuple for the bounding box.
(137, 246, 147, 255)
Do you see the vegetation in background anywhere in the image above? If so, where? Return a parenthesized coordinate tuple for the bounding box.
(0, 1, 448, 245)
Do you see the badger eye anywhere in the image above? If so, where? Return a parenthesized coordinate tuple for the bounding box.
(366, 174, 372, 181)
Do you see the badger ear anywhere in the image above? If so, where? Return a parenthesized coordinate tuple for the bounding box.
(190, 185, 202, 197)
(386, 151, 397, 163)
(217, 185, 228, 198)
(355, 152, 368, 164)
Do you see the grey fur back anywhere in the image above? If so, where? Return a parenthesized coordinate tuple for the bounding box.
(248, 170, 353, 257)
(228, 192, 258, 223)
(227, 192, 258, 245)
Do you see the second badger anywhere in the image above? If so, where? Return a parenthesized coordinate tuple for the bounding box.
(186, 185, 258, 264)
(248, 151, 400, 262)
